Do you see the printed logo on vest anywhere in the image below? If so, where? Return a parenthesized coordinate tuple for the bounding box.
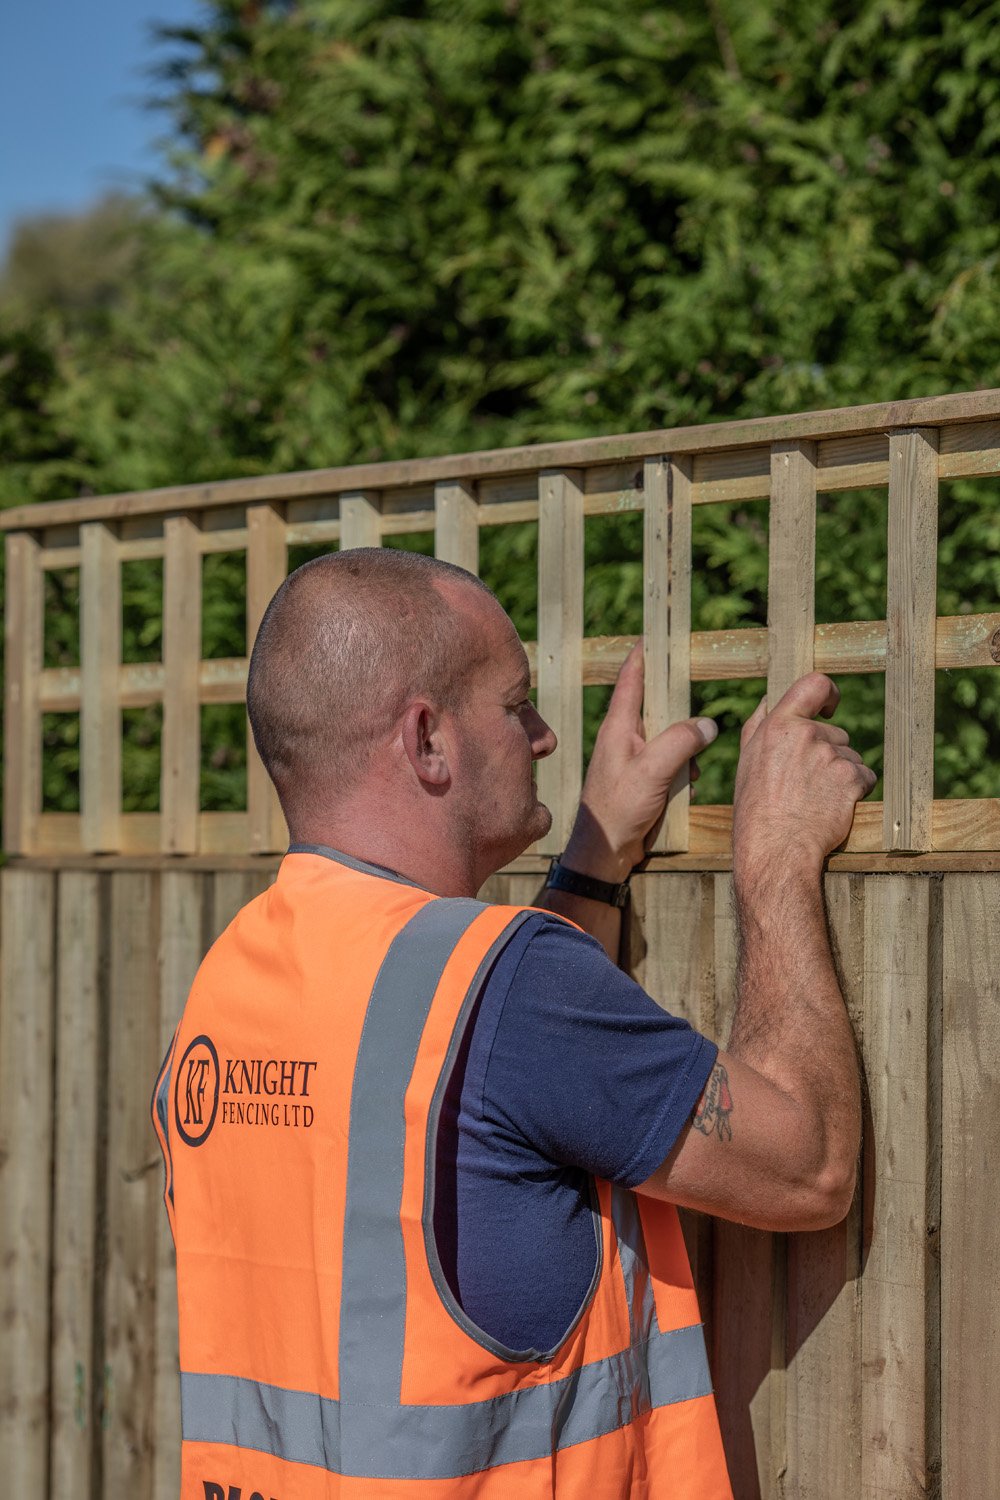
(219, 1056, 318, 1129)
(203, 1484, 277, 1500)
(174, 1033, 221, 1146)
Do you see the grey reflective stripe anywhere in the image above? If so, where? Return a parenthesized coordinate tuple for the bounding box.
(339, 896, 487, 1406)
(420, 910, 604, 1366)
(287, 842, 432, 891)
(181, 1322, 712, 1480)
(153, 1039, 176, 1210)
(610, 1185, 656, 1348)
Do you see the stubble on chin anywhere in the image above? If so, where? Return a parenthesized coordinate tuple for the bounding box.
(480, 795, 552, 879)
(531, 798, 553, 844)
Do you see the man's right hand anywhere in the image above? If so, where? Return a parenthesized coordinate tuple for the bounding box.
(732, 672, 877, 871)
(637, 671, 871, 1233)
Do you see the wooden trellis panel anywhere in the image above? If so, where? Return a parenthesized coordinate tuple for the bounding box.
(6, 388, 1000, 861)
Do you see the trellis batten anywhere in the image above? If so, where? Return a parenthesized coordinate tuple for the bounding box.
(536, 468, 585, 854)
(245, 502, 288, 854)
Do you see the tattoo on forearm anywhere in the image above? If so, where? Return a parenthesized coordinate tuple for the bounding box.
(693, 1061, 734, 1142)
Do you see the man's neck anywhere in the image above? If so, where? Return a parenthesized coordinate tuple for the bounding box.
(287, 816, 481, 899)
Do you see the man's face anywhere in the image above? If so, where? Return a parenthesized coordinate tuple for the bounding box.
(443, 590, 557, 876)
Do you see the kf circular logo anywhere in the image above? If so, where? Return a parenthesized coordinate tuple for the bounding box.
(174, 1034, 220, 1147)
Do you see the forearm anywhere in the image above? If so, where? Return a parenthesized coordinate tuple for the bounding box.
(534, 886, 622, 961)
(533, 817, 630, 961)
(732, 855, 861, 1183)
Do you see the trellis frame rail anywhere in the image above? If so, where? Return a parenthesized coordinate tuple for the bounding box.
(5, 387, 1000, 865)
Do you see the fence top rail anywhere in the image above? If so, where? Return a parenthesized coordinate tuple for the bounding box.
(5, 386, 1000, 533)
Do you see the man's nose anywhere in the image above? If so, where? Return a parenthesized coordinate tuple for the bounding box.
(527, 706, 557, 760)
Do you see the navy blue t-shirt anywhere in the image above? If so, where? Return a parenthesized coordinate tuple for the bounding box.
(434, 914, 717, 1355)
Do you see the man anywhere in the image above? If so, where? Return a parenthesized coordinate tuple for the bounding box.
(153, 547, 874, 1499)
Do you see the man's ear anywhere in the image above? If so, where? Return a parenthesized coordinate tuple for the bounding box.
(401, 701, 450, 787)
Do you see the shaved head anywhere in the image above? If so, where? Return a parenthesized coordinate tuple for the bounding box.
(247, 548, 499, 810)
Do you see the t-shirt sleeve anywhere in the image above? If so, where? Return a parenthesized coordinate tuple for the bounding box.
(473, 914, 718, 1189)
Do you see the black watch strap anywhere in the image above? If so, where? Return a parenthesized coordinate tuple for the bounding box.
(544, 858, 631, 909)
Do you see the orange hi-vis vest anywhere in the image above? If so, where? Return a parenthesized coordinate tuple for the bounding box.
(153, 846, 733, 1499)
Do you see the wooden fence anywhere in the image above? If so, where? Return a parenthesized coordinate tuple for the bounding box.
(2, 389, 999, 1498)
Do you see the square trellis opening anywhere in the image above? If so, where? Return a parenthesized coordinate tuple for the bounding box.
(814, 487, 889, 625)
(202, 551, 247, 660)
(582, 684, 614, 770)
(690, 677, 767, 805)
(43, 568, 81, 669)
(481, 521, 539, 643)
(41, 711, 80, 812)
(122, 558, 164, 664)
(583, 512, 643, 641)
(384, 531, 435, 560)
(691, 498, 769, 635)
(287, 540, 338, 573)
(936, 667, 1000, 799)
(122, 705, 162, 813)
(201, 703, 248, 811)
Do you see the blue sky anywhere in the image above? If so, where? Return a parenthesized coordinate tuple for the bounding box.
(0, 0, 204, 254)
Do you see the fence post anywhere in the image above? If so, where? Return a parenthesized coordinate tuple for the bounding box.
(643, 455, 693, 851)
(161, 517, 202, 855)
(340, 491, 381, 550)
(3, 531, 44, 853)
(246, 503, 288, 854)
(767, 440, 817, 706)
(80, 521, 122, 852)
(435, 480, 479, 575)
(884, 428, 939, 852)
(536, 469, 584, 854)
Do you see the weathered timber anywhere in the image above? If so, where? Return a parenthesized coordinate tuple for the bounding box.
(5, 387, 1000, 531)
(0, 871, 57, 1495)
(535, 469, 584, 853)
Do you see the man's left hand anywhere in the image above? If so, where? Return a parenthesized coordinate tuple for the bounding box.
(562, 641, 717, 882)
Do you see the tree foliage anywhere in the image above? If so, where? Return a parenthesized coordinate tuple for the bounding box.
(3, 0, 1000, 816)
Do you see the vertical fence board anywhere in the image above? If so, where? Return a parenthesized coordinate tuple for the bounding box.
(4, 531, 44, 853)
(784, 874, 864, 1498)
(0, 870, 56, 1494)
(246, 502, 288, 854)
(536, 469, 584, 854)
(767, 440, 817, 707)
(152, 872, 206, 1500)
(435, 480, 479, 575)
(941, 873, 1000, 1498)
(51, 873, 105, 1500)
(643, 457, 693, 851)
(861, 875, 938, 1497)
(102, 873, 162, 1498)
(340, 490, 381, 550)
(710, 872, 776, 1500)
(631, 873, 715, 1329)
(761, 437, 818, 1491)
(162, 518, 202, 855)
(210, 869, 272, 940)
(80, 522, 122, 852)
(884, 430, 939, 852)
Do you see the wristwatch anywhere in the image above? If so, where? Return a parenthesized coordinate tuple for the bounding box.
(544, 858, 632, 909)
